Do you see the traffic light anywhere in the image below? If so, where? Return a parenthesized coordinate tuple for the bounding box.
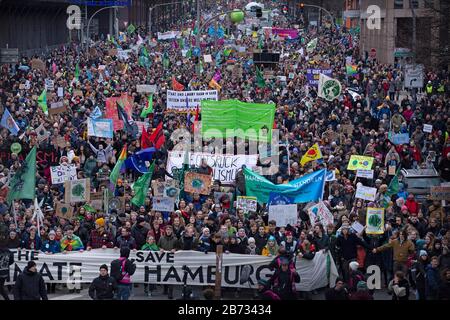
(300, 3, 305, 14)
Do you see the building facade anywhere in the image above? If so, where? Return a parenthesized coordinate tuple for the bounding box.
(359, 0, 449, 69)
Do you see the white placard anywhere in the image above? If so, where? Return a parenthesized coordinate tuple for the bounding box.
(351, 221, 364, 234)
(423, 124, 433, 133)
(355, 185, 377, 201)
(57, 87, 64, 97)
(404, 64, 424, 88)
(167, 151, 258, 184)
(136, 84, 157, 93)
(307, 202, 334, 227)
(157, 31, 181, 40)
(152, 196, 175, 212)
(356, 169, 374, 179)
(269, 204, 298, 227)
(45, 79, 54, 91)
(203, 54, 212, 63)
(50, 164, 77, 184)
(166, 90, 218, 111)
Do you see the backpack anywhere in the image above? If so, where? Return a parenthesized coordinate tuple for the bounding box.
(110, 259, 126, 281)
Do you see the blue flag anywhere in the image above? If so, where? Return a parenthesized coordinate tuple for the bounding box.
(125, 147, 157, 173)
(217, 26, 225, 39)
(86, 69, 93, 81)
(1, 108, 20, 136)
(90, 106, 102, 119)
(208, 25, 216, 37)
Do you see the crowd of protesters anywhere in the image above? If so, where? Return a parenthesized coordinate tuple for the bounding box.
(0, 0, 450, 300)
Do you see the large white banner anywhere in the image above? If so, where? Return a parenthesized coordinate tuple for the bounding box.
(50, 164, 77, 184)
(6, 249, 338, 291)
(166, 90, 218, 111)
(167, 151, 258, 184)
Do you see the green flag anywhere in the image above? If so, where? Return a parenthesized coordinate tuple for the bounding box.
(142, 46, 149, 58)
(109, 146, 127, 185)
(131, 162, 155, 207)
(382, 168, 401, 208)
(186, 49, 192, 58)
(163, 52, 170, 69)
(256, 66, 266, 88)
(306, 38, 318, 53)
(83, 203, 97, 213)
(37, 89, 48, 115)
(201, 100, 275, 141)
(75, 63, 80, 80)
(140, 95, 153, 118)
(258, 37, 264, 49)
(7, 146, 37, 204)
(127, 24, 136, 34)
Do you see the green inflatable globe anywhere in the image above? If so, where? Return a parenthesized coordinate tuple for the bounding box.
(230, 10, 245, 23)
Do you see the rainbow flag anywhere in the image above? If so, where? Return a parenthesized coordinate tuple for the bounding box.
(110, 145, 127, 185)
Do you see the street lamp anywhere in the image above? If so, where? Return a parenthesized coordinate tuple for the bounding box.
(86, 6, 124, 52)
(148, 1, 185, 37)
(299, 3, 335, 28)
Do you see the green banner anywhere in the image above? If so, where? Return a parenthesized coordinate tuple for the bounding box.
(7, 146, 36, 204)
(201, 100, 275, 141)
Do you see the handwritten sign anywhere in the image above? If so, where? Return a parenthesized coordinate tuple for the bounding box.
(50, 164, 77, 184)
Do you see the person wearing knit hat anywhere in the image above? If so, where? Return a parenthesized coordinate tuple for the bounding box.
(41, 229, 61, 255)
(87, 217, 114, 251)
(13, 260, 48, 300)
(88, 264, 117, 300)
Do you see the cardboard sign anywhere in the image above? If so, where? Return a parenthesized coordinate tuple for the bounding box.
(430, 186, 450, 201)
(184, 172, 211, 195)
(55, 202, 74, 220)
(151, 180, 179, 197)
(50, 164, 77, 184)
(236, 196, 257, 213)
(307, 202, 334, 227)
(269, 204, 297, 227)
(152, 196, 175, 212)
(49, 101, 67, 115)
(355, 185, 377, 201)
(90, 192, 104, 211)
(366, 207, 384, 234)
(64, 179, 90, 203)
(35, 124, 50, 142)
(31, 59, 46, 71)
(356, 169, 374, 179)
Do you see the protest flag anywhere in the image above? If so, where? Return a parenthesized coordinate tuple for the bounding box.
(381, 168, 401, 208)
(172, 77, 185, 91)
(131, 162, 155, 207)
(209, 78, 222, 91)
(300, 143, 323, 166)
(127, 23, 136, 34)
(125, 148, 157, 173)
(140, 94, 153, 118)
(37, 89, 48, 115)
(141, 127, 152, 149)
(75, 63, 80, 80)
(117, 101, 138, 138)
(110, 145, 127, 185)
(256, 66, 266, 88)
(7, 146, 37, 204)
(1, 108, 20, 136)
(306, 38, 318, 53)
(149, 122, 165, 150)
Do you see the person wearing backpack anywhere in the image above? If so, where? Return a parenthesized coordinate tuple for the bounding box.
(347, 261, 365, 293)
(110, 247, 136, 300)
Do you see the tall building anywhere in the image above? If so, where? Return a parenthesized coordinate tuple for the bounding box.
(359, 0, 450, 69)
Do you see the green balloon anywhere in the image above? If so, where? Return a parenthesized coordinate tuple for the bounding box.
(230, 10, 245, 23)
(10, 143, 22, 154)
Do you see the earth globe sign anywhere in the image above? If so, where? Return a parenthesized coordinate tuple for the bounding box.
(322, 79, 341, 101)
(10, 142, 22, 154)
(230, 10, 245, 24)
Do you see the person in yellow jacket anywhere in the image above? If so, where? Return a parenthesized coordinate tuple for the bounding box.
(373, 229, 415, 275)
(426, 81, 433, 96)
(262, 236, 279, 257)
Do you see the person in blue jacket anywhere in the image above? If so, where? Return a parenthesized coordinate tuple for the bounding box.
(41, 230, 61, 254)
(425, 256, 441, 300)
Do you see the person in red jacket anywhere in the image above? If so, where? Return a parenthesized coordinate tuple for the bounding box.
(405, 194, 419, 216)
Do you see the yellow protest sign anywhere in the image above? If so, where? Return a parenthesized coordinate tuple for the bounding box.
(347, 155, 374, 170)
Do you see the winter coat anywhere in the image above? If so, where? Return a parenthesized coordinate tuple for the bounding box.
(115, 235, 137, 250)
(89, 275, 117, 300)
(158, 234, 179, 251)
(376, 239, 415, 263)
(336, 233, 368, 261)
(131, 225, 149, 249)
(20, 234, 42, 250)
(13, 267, 48, 300)
(425, 265, 441, 299)
(388, 278, 410, 300)
(41, 240, 61, 254)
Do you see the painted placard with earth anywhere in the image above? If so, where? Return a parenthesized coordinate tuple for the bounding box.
(347, 155, 374, 170)
(366, 207, 384, 234)
(10, 142, 22, 154)
(64, 178, 91, 203)
(318, 73, 342, 101)
(184, 172, 211, 195)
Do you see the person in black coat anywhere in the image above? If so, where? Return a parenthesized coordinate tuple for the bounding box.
(13, 261, 48, 300)
(336, 225, 368, 281)
(0, 242, 14, 300)
(89, 264, 118, 300)
(325, 278, 349, 300)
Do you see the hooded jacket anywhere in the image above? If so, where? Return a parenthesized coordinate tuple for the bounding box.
(158, 233, 179, 251)
(13, 267, 48, 300)
(88, 274, 117, 300)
